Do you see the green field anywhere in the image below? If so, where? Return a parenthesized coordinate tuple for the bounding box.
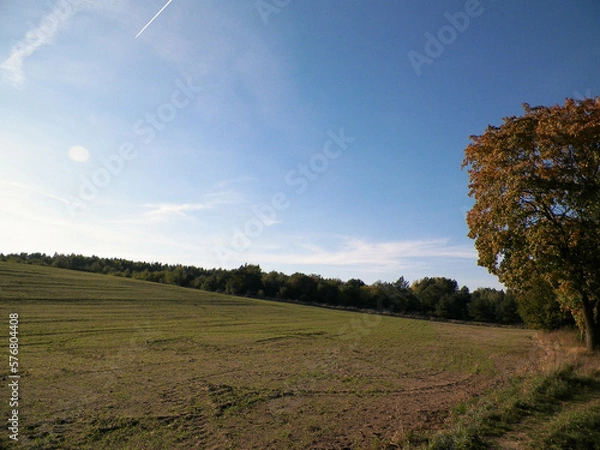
(0, 263, 536, 449)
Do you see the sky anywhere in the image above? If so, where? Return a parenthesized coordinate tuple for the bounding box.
(1, 0, 599, 290)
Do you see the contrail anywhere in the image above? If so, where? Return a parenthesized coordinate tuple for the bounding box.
(135, 0, 174, 39)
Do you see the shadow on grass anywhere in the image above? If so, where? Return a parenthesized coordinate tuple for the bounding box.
(393, 332, 600, 450)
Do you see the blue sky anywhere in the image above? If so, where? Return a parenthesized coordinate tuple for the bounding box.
(1, 0, 599, 289)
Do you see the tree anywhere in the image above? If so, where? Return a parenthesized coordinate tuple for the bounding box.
(436, 286, 470, 320)
(411, 277, 459, 315)
(316, 278, 342, 305)
(262, 271, 287, 298)
(468, 288, 501, 323)
(463, 98, 600, 350)
(340, 278, 366, 307)
(370, 280, 418, 313)
(286, 273, 319, 302)
(225, 264, 264, 296)
(164, 265, 190, 286)
(391, 277, 421, 313)
(494, 290, 521, 324)
(514, 276, 574, 330)
(469, 288, 522, 324)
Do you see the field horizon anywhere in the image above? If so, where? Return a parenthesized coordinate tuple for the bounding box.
(0, 262, 537, 449)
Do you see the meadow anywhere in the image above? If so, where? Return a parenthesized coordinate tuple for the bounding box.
(0, 262, 537, 449)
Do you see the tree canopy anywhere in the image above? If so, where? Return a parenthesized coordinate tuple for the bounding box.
(463, 97, 600, 350)
(1, 252, 521, 325)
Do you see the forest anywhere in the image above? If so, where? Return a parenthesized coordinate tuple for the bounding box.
(0, 252, 574, 329)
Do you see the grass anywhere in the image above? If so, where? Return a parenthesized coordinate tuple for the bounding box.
(401, 330, 600, 450)
(538, 401, 600, 449)
(0, 262, 536, 449)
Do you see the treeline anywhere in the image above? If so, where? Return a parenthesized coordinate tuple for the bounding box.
(1, 252, 535, 326)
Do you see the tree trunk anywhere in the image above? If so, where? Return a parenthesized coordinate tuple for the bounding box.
(581, 296, 600, 351)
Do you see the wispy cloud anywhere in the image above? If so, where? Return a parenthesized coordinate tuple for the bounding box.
(243, 236, 476, 270)
(214, 177, 259, 189)
(143, 202, 212, 220)
(0, 180, 69, 208)
(0, 2, 83, 86)
(142, 190, 242, 221)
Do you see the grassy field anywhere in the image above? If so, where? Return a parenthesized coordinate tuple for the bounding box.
(416, 330, 600, 450)
(0, 262, 537, 449)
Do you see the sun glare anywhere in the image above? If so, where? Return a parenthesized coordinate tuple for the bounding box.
(68, 145, 90, 163)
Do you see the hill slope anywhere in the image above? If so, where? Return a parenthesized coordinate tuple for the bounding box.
(0, 263, 535, 449)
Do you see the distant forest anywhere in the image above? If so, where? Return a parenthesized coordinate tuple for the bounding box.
(0, 252, 574, 328)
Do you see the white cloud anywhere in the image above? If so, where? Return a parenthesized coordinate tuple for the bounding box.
(244, 236, 476, 269)
(212, 234, 477, 277)
(214, 177, 259, 189)
(140, 190, 243, 221)
(0, 180, 67, 209)
(0, 0, 125, 87)
(0, 1, 80, 86)
(206, 234, 496, 287)
(143, 202, 212, 220)
(0, 180, 498, 288)
(0, 180, 219, 263)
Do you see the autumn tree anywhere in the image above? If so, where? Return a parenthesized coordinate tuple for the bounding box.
(463, 98, 600, 350)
